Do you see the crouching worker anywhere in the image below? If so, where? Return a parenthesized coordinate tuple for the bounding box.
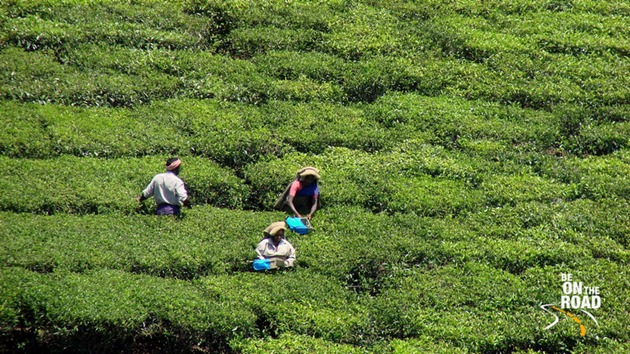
(137, 157, 191, 216)
(274, 166, 320, 220)
(254, 221, 296, 270)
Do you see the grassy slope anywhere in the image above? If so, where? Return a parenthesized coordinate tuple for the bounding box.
(0, 0, 628, 353)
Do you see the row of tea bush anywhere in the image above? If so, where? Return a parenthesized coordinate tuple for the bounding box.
(1, 145, 628, 218)
(1, 203, 626, 280)
(1, 258, 627, 352)
(2, 41, 627, 113)
(1, 97, 627, 164)
(2, 0, 628, 109)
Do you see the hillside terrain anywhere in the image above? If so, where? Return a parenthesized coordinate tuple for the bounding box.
(0, 0, 628, 353)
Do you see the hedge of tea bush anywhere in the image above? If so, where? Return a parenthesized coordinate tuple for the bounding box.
(2, 0, 212, 50)
(232, 334, 364, 354)
(537, 151, 630, 201)
(1, 0, 629, 352)
(242, 146, 582, 215)
(0, 267, 259, 353)
(2, 258, 625, 353)
(3, 0, 628, 111)
(0, 206, 286, 277)
(1, 98, 408, 163)
(366, 92, 563, 150)
(0, 155, 249, 214)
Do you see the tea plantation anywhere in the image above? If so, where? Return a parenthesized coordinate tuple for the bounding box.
(0, 0, 628, 353)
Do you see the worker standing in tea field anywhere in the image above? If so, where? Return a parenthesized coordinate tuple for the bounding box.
(137, 157, 191, 216)
(255, 221, 296, 269)
(274, 166, 320, 220)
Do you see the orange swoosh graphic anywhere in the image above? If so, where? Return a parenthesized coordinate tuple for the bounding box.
(551, 306, 587, 337)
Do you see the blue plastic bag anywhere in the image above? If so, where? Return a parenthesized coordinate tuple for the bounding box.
(253, 259, 271, 271)
(286, 216, 311, 235)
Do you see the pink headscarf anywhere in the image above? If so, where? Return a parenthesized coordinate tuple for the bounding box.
(166, 159, 181, 171)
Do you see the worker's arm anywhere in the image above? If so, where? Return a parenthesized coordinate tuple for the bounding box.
(307, 197, 318, 219)
(285, 244, 296, 267)
(286, 195, 301, 218)
(137, 177, 155, 202)
(286, 181, 302, 217)
(176, 180, 192, 208)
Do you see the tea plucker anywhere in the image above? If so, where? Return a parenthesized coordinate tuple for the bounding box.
(275, 167, 320, 220)
(137, 157, 191, 216)
(256, 221, 296, 268)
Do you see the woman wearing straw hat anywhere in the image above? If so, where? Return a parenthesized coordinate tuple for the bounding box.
(256, 221, 296, 268)
(274, 166, 320, 220)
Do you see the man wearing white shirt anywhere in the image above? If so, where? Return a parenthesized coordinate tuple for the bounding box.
(137, 157, 190, 216)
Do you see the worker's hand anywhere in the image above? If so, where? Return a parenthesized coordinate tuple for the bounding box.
(136, 196, 143, 203)
(306, 214, 313, 220)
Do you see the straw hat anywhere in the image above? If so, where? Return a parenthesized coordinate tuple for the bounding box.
(264, 221, 287, 237)
(297, 166, 320, 180)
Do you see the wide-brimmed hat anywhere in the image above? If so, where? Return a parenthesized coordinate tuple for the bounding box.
(297, 166, 320, 180)
(264, 221, 287, 237)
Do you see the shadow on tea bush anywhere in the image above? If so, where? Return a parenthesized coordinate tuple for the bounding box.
(224, 27, 324, 58)
(5, 268, 259, 353)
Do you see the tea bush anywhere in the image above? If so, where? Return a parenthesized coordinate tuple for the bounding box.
(323, 3, 408, 60)
(0, 46, 182, 106)
(0, 267, 259, 352)
(232, 334, 363, 354)
(538, 152, 630, 202)
(359, 261, 583, 352)
(0, 101, 56, 158)
(2, 0, 211, 50)
(224, 26, 325, 58)
(184, 0, 343, 35)
(479, 173, 574, 207)
(0, 156, 249, 214)
(195, 270, 363, 343)
(565, 122, 630, 156)
(385, 337, 469, 353)
(260, 101, 393, 154)
(524, 12, 630, 57)
(0, 206, 283, 277)
(428, 15, 534, 62)
(252, 51, 347, 83)
(368, 93, 561, 149)
(138, 99, 295, 167)
(40, 103, 187, 157)
(1, 0, 629, 352)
